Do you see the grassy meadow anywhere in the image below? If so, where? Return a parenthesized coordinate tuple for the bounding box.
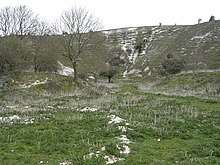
(0, 72, 220, 164)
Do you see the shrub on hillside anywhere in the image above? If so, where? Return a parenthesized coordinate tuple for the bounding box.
(43, 80, 62, 93)
(100, 69, 118, 83)
(161, 54, 185, 75)
(209, 15, 215, 22)
(37, 60, 58, 72)
(0, 37, 30, 74)
(108, 56, 126, 67)
(134, 43, 143, 54)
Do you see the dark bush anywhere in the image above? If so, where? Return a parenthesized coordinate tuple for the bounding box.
(43, 80, 62, 93)
(135, 43, 143, 54)
(0, 37, 29, 74)
(161, 54, 185, 75)
(209, 15, 215, 22)
(126, 48, 132, 54)
(100, 69, 118, 83)
(108, 56, 126, 67)
(36, 55, 58, 72)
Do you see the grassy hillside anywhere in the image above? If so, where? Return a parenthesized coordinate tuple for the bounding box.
(1, 20, 219, 78)
(102, 20, 220, 76)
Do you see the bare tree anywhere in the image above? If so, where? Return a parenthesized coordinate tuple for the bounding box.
(31, 20, 52, 72)
(0, 6, 13, 36)
(59, 6, 102, 83)
(0, 5, 39, 37)
(13, 5, 39, 36)
(36, 20, 51, 36)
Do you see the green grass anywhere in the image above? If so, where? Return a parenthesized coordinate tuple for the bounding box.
(0, 110, 116, 164)
(158, 71, 220, 88)
(0, 77, 219, 164)
(151, 71, 220, 99)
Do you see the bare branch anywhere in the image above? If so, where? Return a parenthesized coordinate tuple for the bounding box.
(0, 5, 40, 36)
(0, 7, 13, 36)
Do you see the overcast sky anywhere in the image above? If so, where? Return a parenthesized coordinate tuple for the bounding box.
(1, 0, 219, 30)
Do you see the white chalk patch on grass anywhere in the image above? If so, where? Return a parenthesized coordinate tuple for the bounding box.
(118, 125, 132, 132)
(118, 126, 127, 132)
(83, 152, 95, 159)
(6, 105, 17, 109)
(117, 135, 132, 144)
(59, 160, 72, 165)
(83, 150, 101, 160)
(117, 145, 131, 155)
(88, 76, 95, 80)
(0, 115, 20, 124)
(84, 114, 132, 164)
(21, 118, 35, 124)
(104, 155, 124, 164)
(20, 78, 48, 89)
(191, 32, 210, 40)
(47, 105, 54, 109)
(9, 115, 20, 120)
(79, 107, 98, 112)
(128, 68, 142, 75)
(108, 115, 125, 124)
(58, 61, 74, 76)
(122, 145, 130, 154)
(0, 115, 40, 125)
(0, 115, 36, 125)
(101, 146, 106, 151)
(144, 66, 149, 72)
(123, 70, 128, 78)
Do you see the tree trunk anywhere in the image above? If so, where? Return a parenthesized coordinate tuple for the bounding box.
(108, 76, 111, 83)
(33, 58, 38, 72)
(72, 61, 78, 84)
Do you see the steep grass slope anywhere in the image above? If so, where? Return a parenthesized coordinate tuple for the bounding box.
(101, 20, 220, 76)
